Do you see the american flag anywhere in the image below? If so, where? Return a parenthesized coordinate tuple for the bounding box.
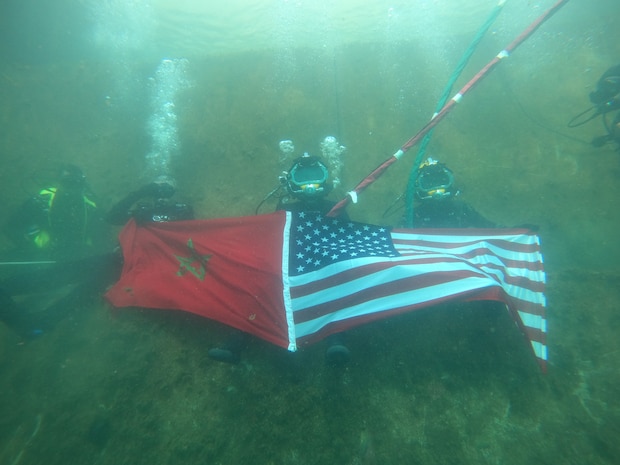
(288, 212, 400, 274)
(284, 212, 546, 369)
(106, 211, 546, 370)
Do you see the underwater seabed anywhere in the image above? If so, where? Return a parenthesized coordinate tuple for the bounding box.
(1, 41, 620, 464)
(0, 270, 619, 465)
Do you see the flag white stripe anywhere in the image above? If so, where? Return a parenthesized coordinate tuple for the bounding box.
(531, 340, 548, 361)
(394, 240, 542, 264)
(281, 211, 297, 350)
(290, 249, 541, 288)
(393, 232, 542, 260)
(293, 276, 501, 338)
(518, 311, 547, 333)
(290, 255, 544, 310)
(292, 273, 543, 334)
(393, 251, 542, 283)
(293, 243, 544, 304)
(391, 230, 540, 246)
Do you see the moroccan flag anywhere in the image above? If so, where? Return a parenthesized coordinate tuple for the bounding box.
(105, 211, 547, 370)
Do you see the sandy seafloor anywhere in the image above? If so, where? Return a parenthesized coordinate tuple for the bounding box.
(1, 0, 620, 464)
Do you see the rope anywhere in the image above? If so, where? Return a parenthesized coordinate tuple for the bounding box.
(327, 0, 570, 218)
(404, 0, 507, 227)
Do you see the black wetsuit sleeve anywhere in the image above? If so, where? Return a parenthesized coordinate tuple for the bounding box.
(461, 204, 498, 228)
(105, 190, 145, 226)
(3, 195, 49, 246)
(411, 200, 497, 228)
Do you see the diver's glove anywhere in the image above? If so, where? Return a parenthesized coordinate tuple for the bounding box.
(138, 182, 176, 199)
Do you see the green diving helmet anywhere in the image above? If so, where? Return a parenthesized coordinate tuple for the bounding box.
(285, 153, 330, 200)
(415, 158, 456, 200)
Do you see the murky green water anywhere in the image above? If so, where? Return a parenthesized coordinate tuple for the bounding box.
(1, 1, 619, 464)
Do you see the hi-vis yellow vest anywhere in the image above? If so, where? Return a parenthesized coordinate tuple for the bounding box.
(33, 187, 97, 249)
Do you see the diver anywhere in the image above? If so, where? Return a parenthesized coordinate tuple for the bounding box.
(0, 177, 192, 339)
(568, 64, 620, 149)
(279, 154, 351, 365)
(408, 158, 498, 229)
(254, 152, 348, 218)
(0, 164, 111, 338)
(276, 153, 348, 218)
(105, 176, 194, 226)
(3, 164, 105, 261)
(209, 153, 351, 366)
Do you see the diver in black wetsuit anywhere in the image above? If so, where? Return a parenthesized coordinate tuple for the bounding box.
(0, 164, 111, 336)
(3, 164, 105, 261)
(589, 65, 620, 149)
(208, 153, 352, 366)
(0, 177, 192, 338)
(279, 155, 351, 365)
(275, 153, 348, 219)
(105, 177, 193, 226)
(569, 64, 620, 150)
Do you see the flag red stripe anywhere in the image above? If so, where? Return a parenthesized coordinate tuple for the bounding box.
(293, 268, 500, 324)
(290, 254, 544, 300)
(394, 241, 545, 272)
(391, 254, 545, 292)
(393, 237, 539, 254)
(522, 325, 546, 345)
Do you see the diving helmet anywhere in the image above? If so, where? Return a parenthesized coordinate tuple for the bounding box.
(285, 153, 330, 199)
(415, 158, 456, 200)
